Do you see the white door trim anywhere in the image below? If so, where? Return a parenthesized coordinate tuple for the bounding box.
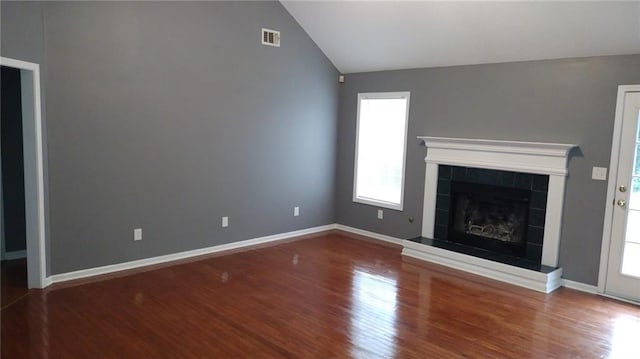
(597, 84, 640, 294)
(0, 57, 47, 288)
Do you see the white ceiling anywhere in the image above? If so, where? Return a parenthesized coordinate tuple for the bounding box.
(280, 1, 640, 74)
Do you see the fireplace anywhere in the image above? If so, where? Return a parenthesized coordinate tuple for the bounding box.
(401, 137, 577, 293)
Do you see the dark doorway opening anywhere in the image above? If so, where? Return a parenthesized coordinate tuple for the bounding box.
(1, 65, 28, 307)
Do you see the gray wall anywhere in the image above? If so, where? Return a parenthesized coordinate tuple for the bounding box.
(0, 1, 44, 64)
(336, 55, 640, 285)
(1, 1, 51, 266)
(2, 1, 338, 274)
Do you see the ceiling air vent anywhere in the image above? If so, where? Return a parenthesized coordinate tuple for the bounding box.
(262, 28, 280, 47)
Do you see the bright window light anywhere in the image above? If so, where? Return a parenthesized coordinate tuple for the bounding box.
(353, 92, 410, 210)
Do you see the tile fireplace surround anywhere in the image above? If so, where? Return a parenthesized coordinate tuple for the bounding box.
(402, 137, 577, 293)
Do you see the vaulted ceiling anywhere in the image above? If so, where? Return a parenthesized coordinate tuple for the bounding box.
(280, 1, 640, 74)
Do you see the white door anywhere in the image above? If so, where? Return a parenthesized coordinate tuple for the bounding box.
(605, 90, 640, 300)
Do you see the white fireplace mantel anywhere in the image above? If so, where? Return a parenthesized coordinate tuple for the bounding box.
(416, 136, 578, 268)
(419, 136, 576, 176)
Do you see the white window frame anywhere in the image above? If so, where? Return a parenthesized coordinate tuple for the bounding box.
(353, 91, 410, 211)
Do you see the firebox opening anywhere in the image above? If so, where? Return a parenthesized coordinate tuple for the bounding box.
(448, 181, 531, 258)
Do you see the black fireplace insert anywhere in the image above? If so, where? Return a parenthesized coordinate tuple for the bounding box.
(447, 181, 531, 258)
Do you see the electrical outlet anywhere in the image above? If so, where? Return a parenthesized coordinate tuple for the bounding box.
(222, 216, 229, 228)
(294, 206, 300, 217)
(592, 167, 608, 181)
(377, 209, 383, 220)
(134, 228, 142, 241)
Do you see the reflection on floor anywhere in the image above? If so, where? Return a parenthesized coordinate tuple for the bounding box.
(2, 233, 640, 358)
(1, 258, 28, 309)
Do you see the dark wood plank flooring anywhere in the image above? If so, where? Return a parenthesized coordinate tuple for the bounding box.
(2, 232, 639, 358)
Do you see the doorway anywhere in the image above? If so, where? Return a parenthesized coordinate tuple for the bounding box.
(1, 65, 29, 306)
(599, 85, 640, 301)
(0, 57, 47, 289)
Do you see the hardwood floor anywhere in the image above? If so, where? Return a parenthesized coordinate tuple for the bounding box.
(1, 258, 28, 310)
(2, 232, 639, 358)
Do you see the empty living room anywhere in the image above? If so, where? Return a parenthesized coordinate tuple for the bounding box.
(2, 1, 640, 357)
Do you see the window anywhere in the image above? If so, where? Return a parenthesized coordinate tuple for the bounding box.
(353, 92, 410, 210)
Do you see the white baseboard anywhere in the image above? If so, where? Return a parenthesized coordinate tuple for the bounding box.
(40, 222, 612, 298)
(334, 224, 403, 245)
(48, 224, 335, 285)
(561, 279, 598, 294)
(1, 249, 27, 261)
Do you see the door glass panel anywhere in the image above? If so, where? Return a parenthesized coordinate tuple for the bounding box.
(634, 145, 640, 176)
(632, 177, 640, 211)
(636, 110, 640, 175)
(622, 241, 640, 277)
(622, 210, 640, 276)
(637, 110, 640, 141)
